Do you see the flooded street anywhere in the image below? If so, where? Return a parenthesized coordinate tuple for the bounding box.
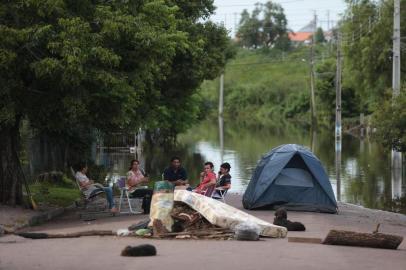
(93, 118, 405, 213)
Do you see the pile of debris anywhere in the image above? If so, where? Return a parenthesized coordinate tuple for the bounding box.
(151, 202, 234, 240)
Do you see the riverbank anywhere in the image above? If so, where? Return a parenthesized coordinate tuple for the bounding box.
(1, 194, 405, 270)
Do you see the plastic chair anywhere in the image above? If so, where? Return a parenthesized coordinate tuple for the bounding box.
(116, 177, 142, 214)
(211, 187, 228, 203)
(202, 185, 216, 197)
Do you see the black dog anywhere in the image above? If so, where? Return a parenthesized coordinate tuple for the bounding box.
(273, 208, 306, 231)
(121, 244, 157, 257)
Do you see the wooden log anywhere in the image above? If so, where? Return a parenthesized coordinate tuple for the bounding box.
(323, 230, 403, 250)
(18, 230, 114, 239)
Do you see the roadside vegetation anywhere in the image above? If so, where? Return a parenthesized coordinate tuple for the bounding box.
(200, 47, 310, 126)
(30, 176, 80, 208)
(200, 0, 406, 151)
(0, 0, 232, 205)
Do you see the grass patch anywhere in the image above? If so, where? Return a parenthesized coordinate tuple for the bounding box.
(29, 176, 81, 208)
(30, 184, 81, 208)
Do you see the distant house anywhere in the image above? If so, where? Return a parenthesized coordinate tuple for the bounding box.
(288, 32, 313, 44)
(288, 20, 331, 45)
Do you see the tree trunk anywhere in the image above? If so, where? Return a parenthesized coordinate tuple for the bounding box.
(0, 119, 24, 206)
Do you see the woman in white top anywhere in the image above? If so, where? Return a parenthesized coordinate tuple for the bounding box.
(126, 159, 153, 214)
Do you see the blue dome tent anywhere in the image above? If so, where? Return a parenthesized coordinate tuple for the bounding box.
(243, 144, 337, 213)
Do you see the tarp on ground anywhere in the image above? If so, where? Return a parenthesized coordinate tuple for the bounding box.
(174, 190, 287, 238)
(243, 144, 338, 213)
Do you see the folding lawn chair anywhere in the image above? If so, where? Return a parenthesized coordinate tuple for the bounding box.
(116, 177, 143, 214)
(211, 187, 229, 203)
(70, 167, 106, 209)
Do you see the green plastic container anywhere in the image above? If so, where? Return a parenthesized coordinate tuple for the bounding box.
(153, 181, 174, 192)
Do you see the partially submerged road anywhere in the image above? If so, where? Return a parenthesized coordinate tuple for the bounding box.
(1, 194, 405, 270)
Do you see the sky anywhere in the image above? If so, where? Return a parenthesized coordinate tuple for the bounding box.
(210, 0, 348, 36)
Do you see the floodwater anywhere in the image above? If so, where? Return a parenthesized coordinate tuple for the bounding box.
(95, 118, 406, 214)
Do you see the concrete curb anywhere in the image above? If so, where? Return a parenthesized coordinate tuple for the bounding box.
(27, 207, 66, 227)
(9, 203, 77, 232)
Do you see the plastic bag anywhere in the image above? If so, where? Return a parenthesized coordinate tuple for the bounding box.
(234, 221, 261, 241)
(117, 229, 131, 237)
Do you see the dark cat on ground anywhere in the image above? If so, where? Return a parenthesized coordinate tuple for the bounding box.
(273, 208, 306, 231)
(121, 244, 157, 257)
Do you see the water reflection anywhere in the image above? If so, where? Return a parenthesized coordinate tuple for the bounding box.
(93, 119, 405, 214)
(219, 116, 224, 164)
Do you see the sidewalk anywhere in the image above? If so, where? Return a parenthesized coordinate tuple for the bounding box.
(1, 194, 405, 270)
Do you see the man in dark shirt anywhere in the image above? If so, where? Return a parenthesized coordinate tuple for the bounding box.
(163, 156, 188, 186)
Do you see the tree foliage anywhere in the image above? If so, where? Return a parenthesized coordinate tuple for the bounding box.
(315, 27, 326, 44)
(339, 0, 406, 151)
(0, 0, 230, 205)
(373, 91, 406, 152)
(236, 1, 290, 50)
(340, 0, 406, 113)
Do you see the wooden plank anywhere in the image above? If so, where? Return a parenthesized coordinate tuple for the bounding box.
(288, 237, 322, 244)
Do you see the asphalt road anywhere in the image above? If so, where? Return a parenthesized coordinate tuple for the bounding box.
(1, 195, 405, 270)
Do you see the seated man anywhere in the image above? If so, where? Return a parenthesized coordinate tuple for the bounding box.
(194, 162, 217, 196)
(163, 156, 188, 187)
(213, 162, 231, 198)
(126, 159, 153, 214)
(75, 163, 117, 213)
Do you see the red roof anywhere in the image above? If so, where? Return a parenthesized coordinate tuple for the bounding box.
(288, 32, 313, 42)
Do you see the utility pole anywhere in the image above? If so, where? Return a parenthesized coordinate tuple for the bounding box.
(393, 0, 401, 99)
(335, 31, 342, 202)
(336, 31, 342, 141)
(392, 0, 402, 195)
(233, 12, 238, 38)
(219, 73, 224, 116)
(327, 10, 333, 54)
(310, 12, 318, 126)
(327, 10, 330, 32)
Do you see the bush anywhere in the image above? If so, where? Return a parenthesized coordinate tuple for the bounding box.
(373, 91, 406, 152)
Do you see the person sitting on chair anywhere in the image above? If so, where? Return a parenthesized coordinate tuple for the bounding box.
(213, 162, 232, 198)
(75, 163, 118, 213)
(163, 156, 188, 187)
(126, 159, 153, 214)
(194, 162, 216, 196)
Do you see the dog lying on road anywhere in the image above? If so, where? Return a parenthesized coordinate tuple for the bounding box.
(273, 208, 306, 231)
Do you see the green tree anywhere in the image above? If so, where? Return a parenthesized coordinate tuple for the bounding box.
(236, 7, 262, 48)
(314, 56, 360, 127)
(262, 1, 290, 50)
(315, 27, 326, 43)
(315, 59, 336, 125)
(236, 1, 290, 50)
(373, 91, 406, 152)
(0, 0, 229, 205)
(341, 0, 406, 113)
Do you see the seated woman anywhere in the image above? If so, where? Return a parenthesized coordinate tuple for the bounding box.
(127, 159, 153, 214)
(213, 162, 232, 198)
(194, 162, 217, 196)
